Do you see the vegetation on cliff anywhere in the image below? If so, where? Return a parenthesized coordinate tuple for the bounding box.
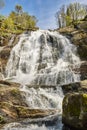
(56, 2, 87, 28)
(0, 2, 38, 37)
(57, 19, 87, 61)
(0, 0, 87, 129)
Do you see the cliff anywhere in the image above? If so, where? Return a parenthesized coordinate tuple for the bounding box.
(58, 21, 87, 61)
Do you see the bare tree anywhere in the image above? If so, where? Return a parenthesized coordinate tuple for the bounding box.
(56, 5, 66, 28)
(0, 0, 5, 9)
(56, 2, 87, 28)
(15, 5, 23, 15)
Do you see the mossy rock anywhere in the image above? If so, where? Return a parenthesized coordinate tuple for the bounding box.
(11, 89, 20, 96)
(62, 93, 87, 130)
(0, 116, 5, 123)
(82, 94, 87, 112)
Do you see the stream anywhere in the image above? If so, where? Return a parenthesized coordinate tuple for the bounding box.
(2, 30, 80, 130)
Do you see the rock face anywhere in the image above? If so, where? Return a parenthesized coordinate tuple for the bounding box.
(0, 35, 19, 75)
(0, 80, 58, 125)
(0, 80, 26, 123)
(61, 80, 87, 94)
(61, 82, 81, 94)
(62, 92, 87, 130)
(58, 21, 87, 61)
(80, 62, 87, 80)
(58, 23, 87, 81)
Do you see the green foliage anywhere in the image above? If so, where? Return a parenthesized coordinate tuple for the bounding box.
(0, 15, 5, 20)
(56, 2, 87, 28)
(65, 16, 72, 26)
(0, 15, 5, 27)
(11, 89, 20, 97)
(0, 115, 5, 123)
(9, 11, 17, 22)
(0, 4, 38, 34)
(1, 17, 14, 30)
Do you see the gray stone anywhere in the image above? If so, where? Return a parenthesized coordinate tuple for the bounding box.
(62, 93, 87, 130)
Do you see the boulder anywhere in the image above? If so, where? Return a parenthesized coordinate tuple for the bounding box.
(62, 93, 87, 130)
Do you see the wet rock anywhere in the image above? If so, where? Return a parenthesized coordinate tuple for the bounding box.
(0, 115, 5, 123)
(61, 80, 87, 94)
(0, 73, 3, 80)
(61, 82, 81, 94)
(40, 34, 45, 45)
(58, 21, 87, 61)
(15, 107, 58, 118)
(72, 61, 87, 80)
(80, 80, 87, 92)
(0, 80, 27, 123)
(0, 47, 11, 59)
(38, 63, 47, 70)
(80, 62, 87, 80)
(62, 93, 87, 130)
(0, 35, 20, 75)
(0, 80, 58, 125)
(27, 84, 56, 89)
(0, 47, 11, 75)
(0, 36, 10, 46)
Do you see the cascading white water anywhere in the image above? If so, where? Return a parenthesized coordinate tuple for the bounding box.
(6, 30, 80, 84)
(5, 30, 80, 110)
(3, 30, 81, 130)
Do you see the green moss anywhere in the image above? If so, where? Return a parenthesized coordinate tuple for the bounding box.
(68, 102, 80, 116)
(78, 44, 87, 60)
(16, 106, 30, 117)
(11, 89, 20, 96)
(0, 102, 12, 110)
(63, 94, 81, 117)
(82, 94, 87, 112)
(0, 116, 5, 123)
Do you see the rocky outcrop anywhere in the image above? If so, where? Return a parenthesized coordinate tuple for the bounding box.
(58, 21, 87, 61)
(72, 61, 87, 80)
(58, 24, 87, 80)
(62, 80, 87, 129)
(62, 92, 87, 130)
(80, 62, 87, 80)
(0, 34, 19, 47)
(0, 35, 11, 46)
(0, 35, 19, 75)
(80, 80, 87, 91)
(62, 80, 87, 94)
(61, 82, 81, 94)
(72, 30, 87, 61)
(0, 80, 58, 125)
(0, 46, 11, 74)
(0, 73, 3, 80)
(62, 80, 87, 130)
(0, 80, 26, 123)
(62, 93, 87, 130)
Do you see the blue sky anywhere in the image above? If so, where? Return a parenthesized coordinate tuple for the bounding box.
(0, 0, 87, 29)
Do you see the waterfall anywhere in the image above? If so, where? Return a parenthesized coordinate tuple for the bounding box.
(3, 30, 81, 130)
(6, 30, 80, 85)
(5, 30, 80, 111)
